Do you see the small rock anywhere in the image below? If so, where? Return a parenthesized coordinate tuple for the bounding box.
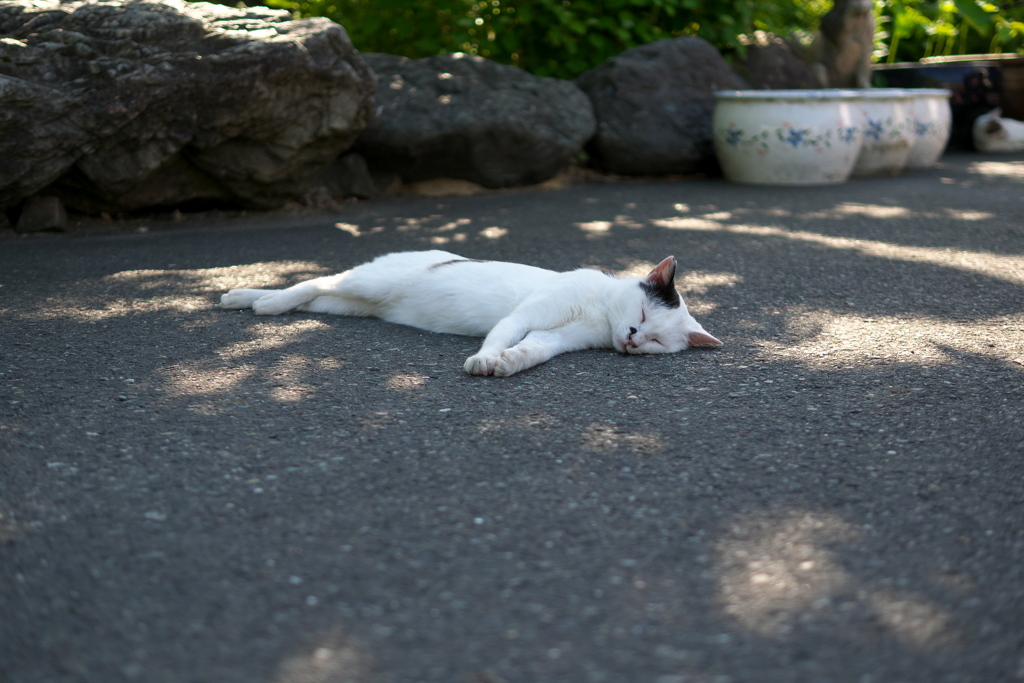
(15, 196, 68, 232)
(404, 178, 484, 197)
(308, 153, 379, 200)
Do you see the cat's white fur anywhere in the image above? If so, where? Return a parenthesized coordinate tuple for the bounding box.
(220, 250, 721, 376)
(973, 108, 1024, 153)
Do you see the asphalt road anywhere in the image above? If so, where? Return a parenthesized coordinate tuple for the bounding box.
(2, 152, 1023, 683)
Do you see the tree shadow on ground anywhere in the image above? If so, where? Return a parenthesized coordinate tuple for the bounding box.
(2, 162, 1023, 682)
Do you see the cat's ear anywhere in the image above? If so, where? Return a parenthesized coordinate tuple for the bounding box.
(688, 330, 722, 348)
(645, 256, 677, 288)
(641, 256, 681, 308)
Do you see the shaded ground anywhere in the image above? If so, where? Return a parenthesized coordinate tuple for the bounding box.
(2, 152, 1023, 683)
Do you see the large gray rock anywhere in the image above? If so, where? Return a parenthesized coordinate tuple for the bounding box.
(576, 37, 749, 175)
(355, 53, 596, 189)
(0, 0, 375, 212)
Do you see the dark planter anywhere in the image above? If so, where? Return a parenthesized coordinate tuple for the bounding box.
(873, 54, 1024, 149)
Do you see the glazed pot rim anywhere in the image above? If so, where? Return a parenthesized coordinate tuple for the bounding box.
(894, 88, 953, 98)
(715, 87, 951, 100)
(857, 88, 929, 99)
(715, 89, 863, 100)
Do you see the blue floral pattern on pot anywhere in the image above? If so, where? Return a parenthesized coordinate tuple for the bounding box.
(865, 118, 885, 140)
(861, 112, 910, 141)
(784, 128, 807, 146)
(719, 120, 861, 154)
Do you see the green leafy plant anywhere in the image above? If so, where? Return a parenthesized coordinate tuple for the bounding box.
(262, 0, 831, 78)
(876, 0, 1024, 63)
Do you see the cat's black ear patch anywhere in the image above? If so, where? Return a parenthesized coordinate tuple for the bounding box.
(641, 281, 681, 308)
(641, 256, 681, 308)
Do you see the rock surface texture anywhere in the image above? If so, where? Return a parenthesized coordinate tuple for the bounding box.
(355, 52, 597, 188)
(733, 33, 821, 90)
(0, 0, 375, 212)
(575, 37, 749, 175)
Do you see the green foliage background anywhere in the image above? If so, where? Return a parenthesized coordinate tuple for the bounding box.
(877, 0, 1024, 63)
(261, 0, 831, 78)
(222, 0, 1024, 76)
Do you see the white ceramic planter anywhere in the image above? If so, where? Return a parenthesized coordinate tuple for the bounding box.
(903, 88, 953, 169)
(713, 90, 864, 186)
(851, 89, 915, 177)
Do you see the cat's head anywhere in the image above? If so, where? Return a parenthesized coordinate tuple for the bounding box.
(611, 256, 722, 355)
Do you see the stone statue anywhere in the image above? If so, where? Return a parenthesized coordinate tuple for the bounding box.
(813, 0, 875, 88)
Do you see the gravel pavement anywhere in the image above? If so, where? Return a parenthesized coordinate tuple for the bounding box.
(2, 152, 1023, 683)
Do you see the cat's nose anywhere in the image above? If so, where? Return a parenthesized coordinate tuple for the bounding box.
(628, 327, 637, 337)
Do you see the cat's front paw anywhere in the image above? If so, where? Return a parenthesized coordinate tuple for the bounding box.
(464, 354, 500, 376)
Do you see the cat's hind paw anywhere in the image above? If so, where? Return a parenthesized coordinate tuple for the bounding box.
(464, 354, 500, 376)
(493, 348, 529, 377)
(252, 292, 298, 316)
(220, 288, 270, 310)
(466, 348, 530, 376)
(492, 358, 516, 377)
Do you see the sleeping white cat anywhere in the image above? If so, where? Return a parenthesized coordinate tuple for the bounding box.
(220, 250, 721, 376)
(973, 108, 1024, 152)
